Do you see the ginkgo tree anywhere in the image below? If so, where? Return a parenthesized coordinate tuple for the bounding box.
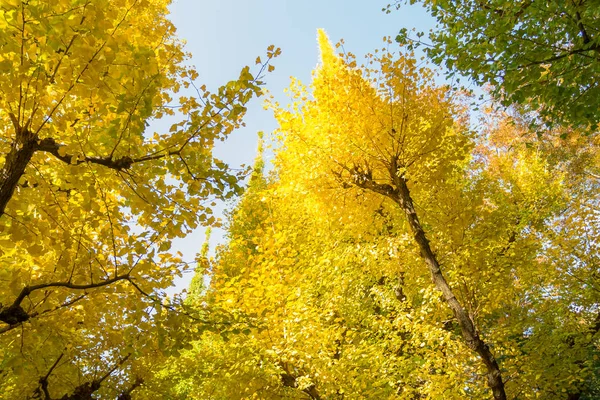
(0, 0, 278, 398)
(170, 31, 600, 399)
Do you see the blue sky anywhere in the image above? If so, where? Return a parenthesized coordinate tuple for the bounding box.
(165, 0, 436, 293)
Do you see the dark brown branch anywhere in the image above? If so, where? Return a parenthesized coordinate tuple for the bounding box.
(0, 275, 129, 326)
(35, 353, 64, 400)
(36, 137, 137, 171)
(35, 137, 211, 182)
(575, 10, 592, 45)
(571, 0, 597, 52)
(57, 354, 131, 400)
(0, 294, 87, 335)
(14, 274, 130, 307)
(592, 310, 600, 336)
(0, 303, 30, 326)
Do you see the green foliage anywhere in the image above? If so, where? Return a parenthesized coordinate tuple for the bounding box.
(391, 0, 600, 131)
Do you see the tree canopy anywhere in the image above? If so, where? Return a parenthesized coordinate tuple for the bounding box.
(391, 0, 600, 131)
(162, 31, 600, 399)
(2, 1, 600, 399)
(0, 0, 276, 398)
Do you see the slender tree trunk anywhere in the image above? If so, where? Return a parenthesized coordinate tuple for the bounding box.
(392, 176, 507, 400)
(348, 166, 507, 399)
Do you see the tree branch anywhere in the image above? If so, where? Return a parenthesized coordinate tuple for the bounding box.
(35, 353, 64, 400)
(57, 354, 132, 400)
(575, 10, 592, 45)
(36, 137, 138, 171)
(0, 294, 87, 335)
(521, 45, 600, 69)
(0, 275, 130, 326)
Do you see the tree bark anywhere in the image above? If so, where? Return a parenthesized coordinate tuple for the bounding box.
(0, 122, 38, 217)
(349, 166, 507, 400)
(393, 176, 506, 400)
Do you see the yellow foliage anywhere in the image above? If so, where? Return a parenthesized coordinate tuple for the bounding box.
(0, 0, 277, 398)
(169, 31, 600, 400)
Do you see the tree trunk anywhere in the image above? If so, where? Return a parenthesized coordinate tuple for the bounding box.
(393, 176, 507, 400)
(347, 166, 508, 399)
(0, 124, 38, 217)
